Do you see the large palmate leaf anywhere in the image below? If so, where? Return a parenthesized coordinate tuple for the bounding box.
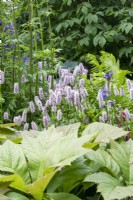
(56, 122, 81, 137)
(84, 140, 133, 200)
(0, 123, 92, 200)
(84, 172, 122, 200)
(85, 149, 120, 178)
(0, 140, 29, 183)
(85, 172, 133, 200)
(48, 192, 81, 200)
(0, 123, 17, 141)
(82, 122, 128, 143)
(110, 140, 133, 185)
(22, 129, 90, 181)
(11, 123, 81, 142)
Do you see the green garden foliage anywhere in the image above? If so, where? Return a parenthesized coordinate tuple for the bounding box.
(46, 0, 133, 70)
(85, 140, 133, 200)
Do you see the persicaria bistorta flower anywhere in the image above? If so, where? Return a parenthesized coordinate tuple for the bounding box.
(120, 86, 125, 96)
(102, 111, 108, 122)
(4, 112, 9, 120)
(130, 88, 133, 100)
(31, 121, 38, 130)
(14, 83, 19, 94)
(24, 123, 29, 130)
(43, 115, 49, 128)
(29, 101, 35, 113)
(21, 75, 27, 84)
(74, 91, 80, 106)
(114, 86, 119, 96)
(0, 70, 4, 84)
(124, 109, 130, 119)
(38, 61, 42, 69)
(126, 79, 131, 90)
(57, 110, 62, 121)
(56, 90, 62, 104)
(73, 63, 88, 76)
(79, 79, 85, 87)
(34, 96, 43, 110)
(97, 90, 104, 108)
(22, 110, 27, 122)
(39, 88, 44, 99)
(13, 115, 22, 124)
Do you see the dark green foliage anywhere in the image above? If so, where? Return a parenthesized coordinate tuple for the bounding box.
(44, 0, 133, 71)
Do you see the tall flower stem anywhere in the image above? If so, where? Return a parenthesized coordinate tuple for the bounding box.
(29, 0, 33, 101)
(12, 0, 21, 84)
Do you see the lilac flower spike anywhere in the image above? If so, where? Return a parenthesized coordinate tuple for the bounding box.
(24, 123, 29, 130)
(38, 61, 42, 69)
(22, 110, 27, 122)
(126, 79, 131, 90)
(57, 110, 62, 121)
(120, 86, 125, 96)
(4, 112, 9, 120)
(97, 90, 104, 108)
(102, 111, 108, 122)
(31, 121, 38, 130)
(14, 83, 19, 94)
(114, 86, 119, 96)
(43, 115, 49, 128)
(13, 115, 22, 124)
(124, 109, 130, 119)
(21, 75, 27, 84)
(39, 88, 45, 100)
(0, 70, 4, 84)
(130, 88, 133, 100)
(29, 101, 35, 113)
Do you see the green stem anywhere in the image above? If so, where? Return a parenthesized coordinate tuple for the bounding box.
(29, 0, 33, 101)
(12, 0, 21, 83)
(48, 15, 54, 69)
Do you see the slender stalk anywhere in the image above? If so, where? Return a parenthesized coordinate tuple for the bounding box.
(48, 15, 54, 69)
(29, 0, 33, 101)
(12, 0, 21, 83)
(32, 5, 38, 95)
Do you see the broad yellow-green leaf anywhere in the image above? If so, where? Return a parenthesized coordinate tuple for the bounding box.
(85, 149, 120, 178)
(82, 122, 128, 143)
(0, 140, 30, 183)
(22, 127, 90, 181)
(56, 122, 81, 137)
(85, 172, 133, 200)
(0, 174, 26, 193)
(84, 172, 122, 200)
(26, 171, 56, 200)
(110, 140, 133, 185)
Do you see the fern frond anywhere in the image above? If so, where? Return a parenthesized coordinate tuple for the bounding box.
(114, 70, 132, 87)
(100, 51, 120, 74)
(85, 54, 103, 73)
